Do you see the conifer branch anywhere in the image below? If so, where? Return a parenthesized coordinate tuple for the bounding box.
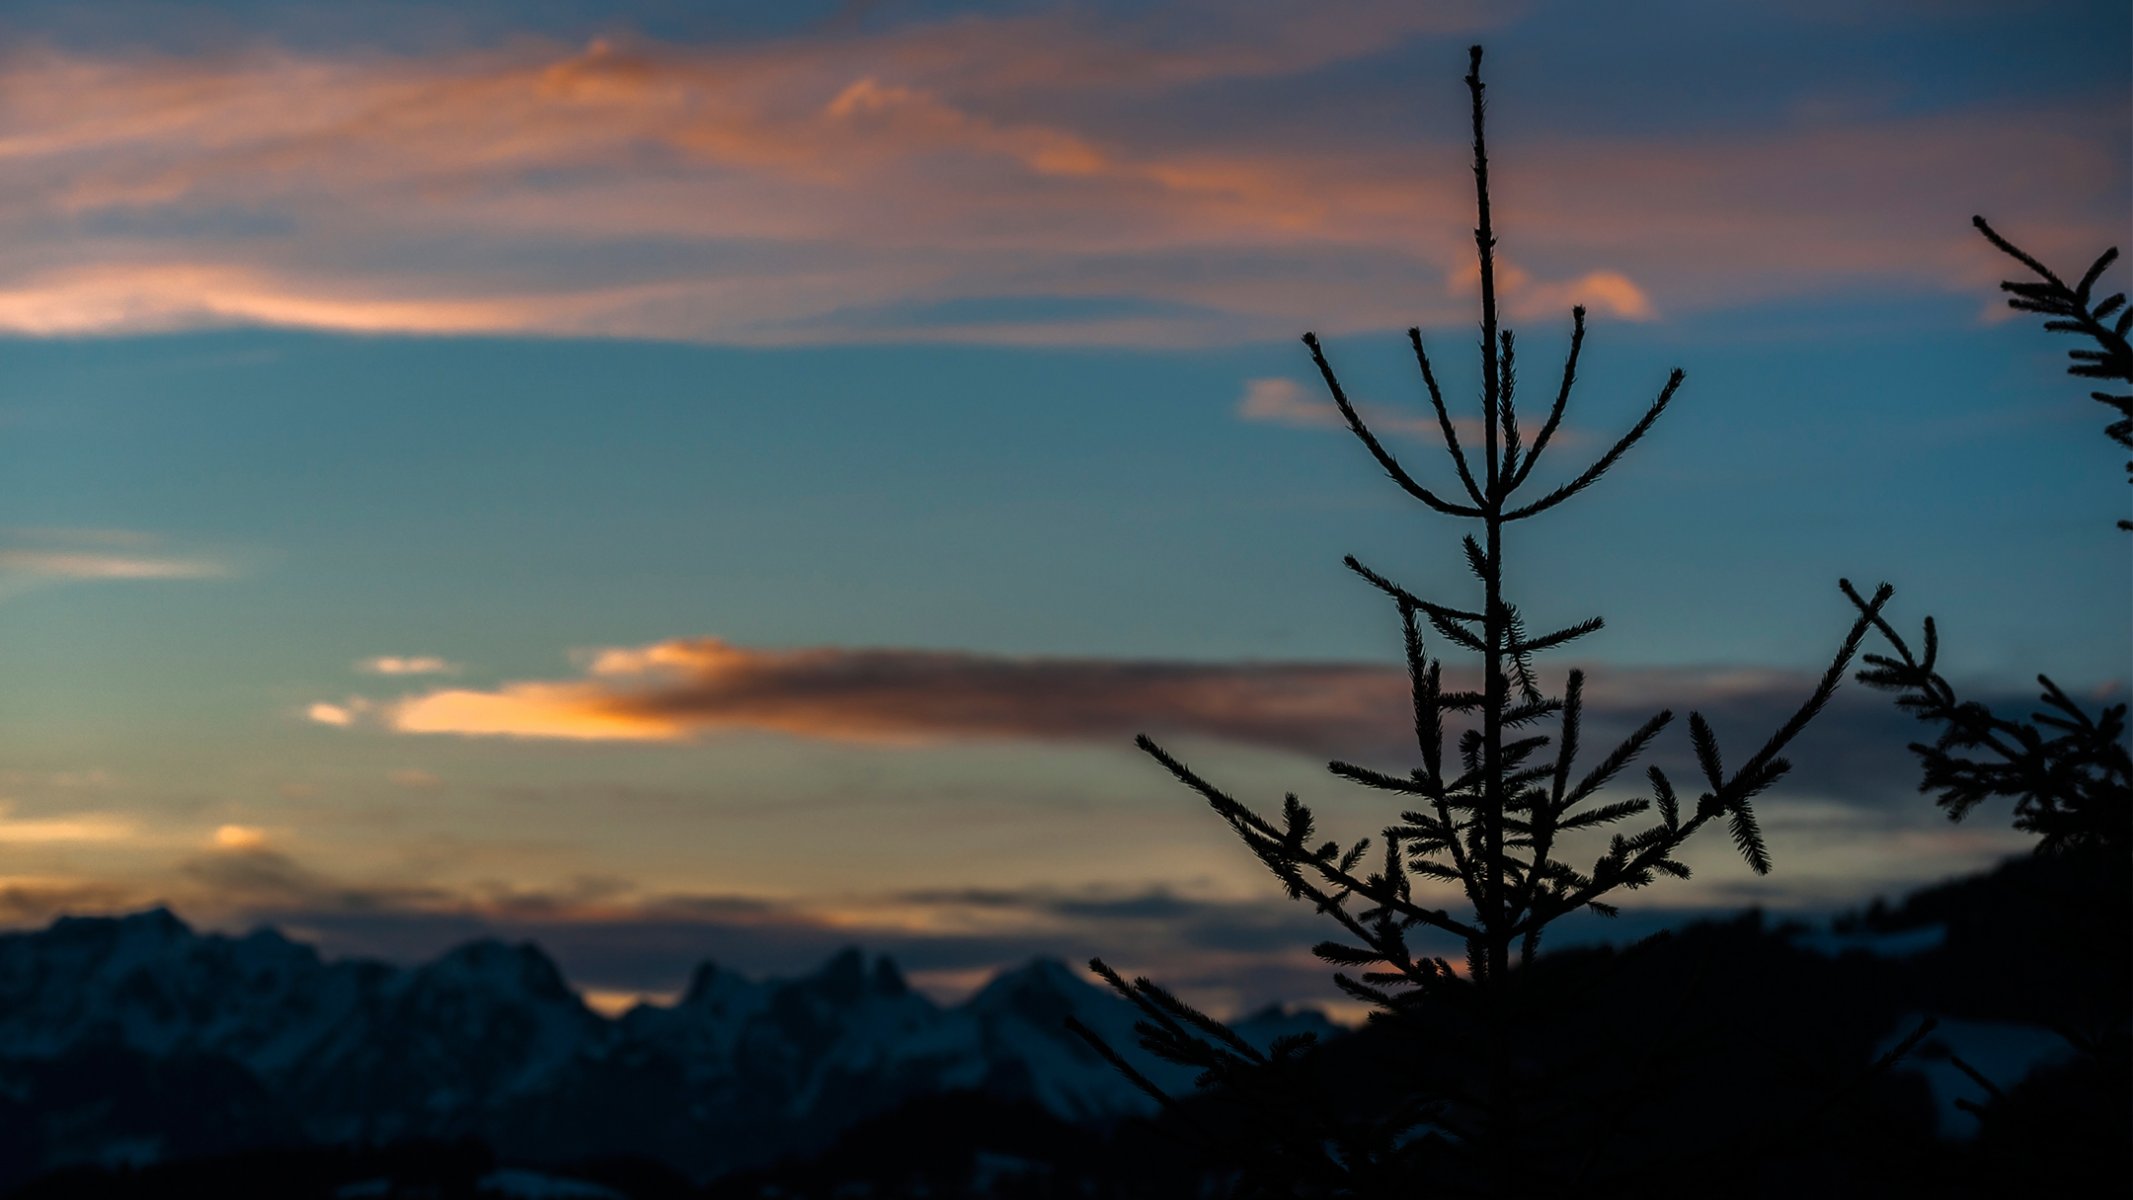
(1972, 215, 2133, 530)
(1509, 306, 1586, 491)
(1501, 369, 1683, 522)
(1841, 578, 2130, 853)
(1139, 734, 1480, 943)
(1064, 1010, 1184, 1114)
(1409, 327, 1486, 506)
(1344, 554, 1484, 624)
(1305, 332, 1485, 518)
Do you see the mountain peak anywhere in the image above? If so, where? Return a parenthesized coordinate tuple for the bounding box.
(680, 960, 727, 1006)
(48, 904, 193, 942)
(801, 945, 869, 1002)
(428, 937, 573, 1002)
(973, 957, 1093, 1005)
(871, 955, 908, 997)
(127, 905, 192, 936)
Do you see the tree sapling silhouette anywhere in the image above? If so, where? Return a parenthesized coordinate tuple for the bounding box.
(1835, 217, 2132, 1181)
(1070, 45, 1895, 1198)
(1840, 219, 2132, 857)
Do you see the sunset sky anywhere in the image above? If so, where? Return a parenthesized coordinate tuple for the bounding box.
(0, 0, 2126, 1015)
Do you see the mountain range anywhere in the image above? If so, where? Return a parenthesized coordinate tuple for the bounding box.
(0, 908, 1332, 1185)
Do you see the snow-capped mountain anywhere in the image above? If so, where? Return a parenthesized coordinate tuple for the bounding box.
(0, 908, 1336, 1182)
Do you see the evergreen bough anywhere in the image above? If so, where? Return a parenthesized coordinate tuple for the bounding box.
(1842, 218, 2132, 856)
(1836, 215, 2132, 1178)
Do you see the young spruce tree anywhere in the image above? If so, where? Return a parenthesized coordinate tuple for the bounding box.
(1835, 215, 2131, 1186)
(1842, 218, 2131, 856)
(1071, 46, 1894, 1197)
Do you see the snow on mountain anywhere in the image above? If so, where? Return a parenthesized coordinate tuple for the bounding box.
(0, 907, 363, 1067)
(621, 960, 768, 1059)
(0, 910, 1340, 1177)
(955, 957, 1193, 1120)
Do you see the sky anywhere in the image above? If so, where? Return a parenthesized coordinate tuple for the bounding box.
(0, 0, 2126, 1016)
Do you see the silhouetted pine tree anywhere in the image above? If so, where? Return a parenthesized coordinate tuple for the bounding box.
(1840, 220, 2132, 857)
(1070, 46, 1894, 1198)
(1837, 216, 2131, 1183)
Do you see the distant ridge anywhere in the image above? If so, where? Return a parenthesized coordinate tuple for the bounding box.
(0, 908, 1334, 1184)
(4, 858, 2114, 1194)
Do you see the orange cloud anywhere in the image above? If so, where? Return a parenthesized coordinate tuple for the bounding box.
(212, 824, 269, 851)
(0, 808, 135, 843)
(390, 684, 685, 742)
(322, 631, 1917, 785)
(357, 636, 1406, 754)
(1446, 257, 1656, 322)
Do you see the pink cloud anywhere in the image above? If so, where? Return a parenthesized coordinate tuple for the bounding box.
(0, 8, 2117, 345)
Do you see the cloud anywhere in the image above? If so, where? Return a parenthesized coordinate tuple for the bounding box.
(1520, 270, 1653, 321)
(0, 530, 229, 602)
(1236, 377, 1324, 426)
(304, 701, 358, 727)
(142, 835, 1353, 1008)
(27, 825, 2029, 1012)
(387, 682, 688, 742)
(0, 806, 135, 843)
(0, 877, 144, 923)
(327, 634, 2049, 812)
(1446, 257, 1656, 322)
(1237, 375, 1487, 443)
(356, 655, 458, 676)
(0, 7, 2117, 346)
(0, 550, 224, 581)
(211, 824, 269, 850)
(358, 637, 1408, 754)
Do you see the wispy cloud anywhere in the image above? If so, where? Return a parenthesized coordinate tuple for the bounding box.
(0, 4, 2116, 346)
(152, 840, 1332, 1007)
(15, 818, 2032, 1010)
(0, 806, 135, 843)
(1237, 375, 1487, 443)
(356, 655, 458, 676)
(0, 877, 143, 924)
(0, 529, 228, 600)
(0, 549, 224, 581)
